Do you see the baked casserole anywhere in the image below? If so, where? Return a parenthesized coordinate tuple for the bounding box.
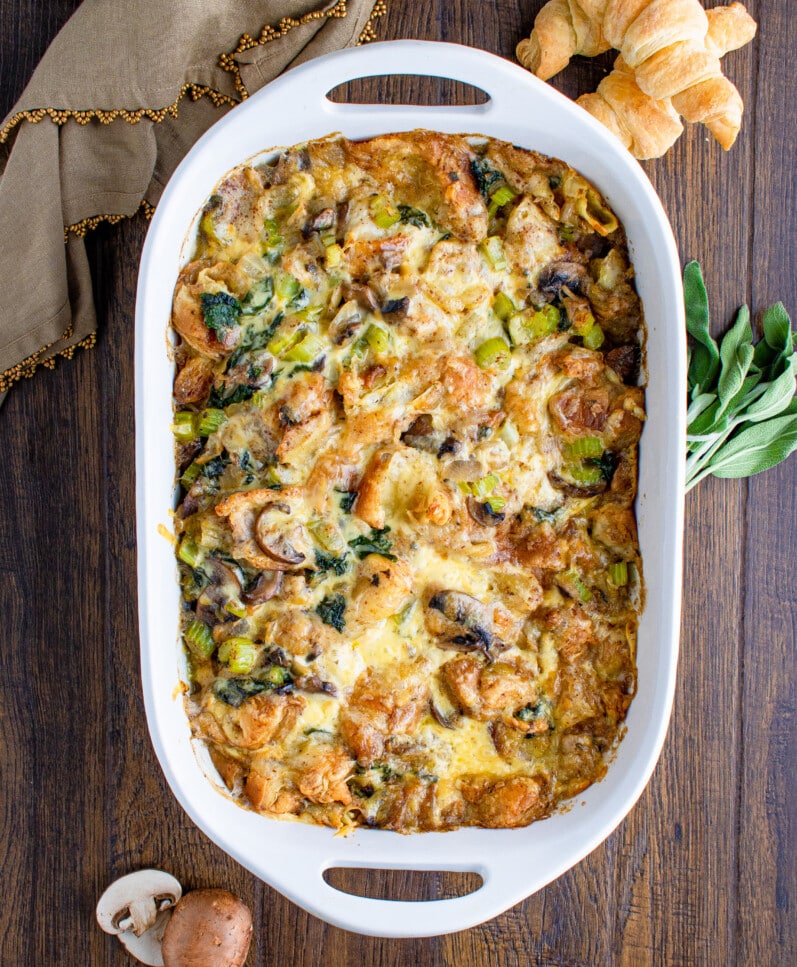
(170, 130, 645, 832)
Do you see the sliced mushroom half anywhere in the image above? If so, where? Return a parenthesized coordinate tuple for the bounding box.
(242, 570, 283, 605)
(426, 590, 507, 661)
(96, 869, 182, 967)
(254, 502, 309, 569)
(467, 496, 506, 527)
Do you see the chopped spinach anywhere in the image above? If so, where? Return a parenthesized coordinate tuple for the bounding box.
(529, 506, 559, 524)
(316, 593, 347, 632)
(338, 491, 358, 513)
(397, 205, 430, 228)
(241, 276, 273, 315)
(348, 526, 396, 561)
(200, 291, 241, 335)
(208, 383, 258, 408)
(314, 550, 350, 576)
(470, 157, 504, 198)
(213, 677, 268, 708)
(201, 455, 229, 479)
(589, 451, 618, 484)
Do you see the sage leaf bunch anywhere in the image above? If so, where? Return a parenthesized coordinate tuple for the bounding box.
(685, 261, 797, 492)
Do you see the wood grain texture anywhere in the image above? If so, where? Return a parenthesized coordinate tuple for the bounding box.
(0, 1, 795, 965)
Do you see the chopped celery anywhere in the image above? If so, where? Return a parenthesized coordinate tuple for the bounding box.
(564, 437, 603, 460)
(180, 462, 201, 488)
(493, 292, 516, 322)
(570, 306, 595, 335)
(565, 462, 605, 486)
(275, 273, 302, 303)
(197, 408, 227, 437)
(478, 236, 507, 272)
(474, 337, 512, 370)
(184, 620, 215, 660)
(370, 195, 400, 229)
(294, 305, 324, 325)
(471, 473, 500, 498)
(225, 600, 247, 619)
(218, 637, 259, 675)
(565, 571, 593, 602)
(488, 183, 517, 216)
(177, 538, 201, 568)
(364, 324, 390, 354)
(172, 411, 197, 442)
(263, 218, 283, 249)
(259, 664, 291, 688)
(508, 305, 560, 346)
(325, 243, 343, 268)
(267, 327, 301, 356)
(284, 332, 325, 363)
(608, 561, 629, 586)
(583, 324, 605, 350)
(485, 494, 506, 513)
(309, 519, 346, 553)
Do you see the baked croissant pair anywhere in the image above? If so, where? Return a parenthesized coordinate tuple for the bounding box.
(517, 0, 757, 159)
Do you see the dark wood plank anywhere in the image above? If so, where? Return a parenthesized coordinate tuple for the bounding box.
(1, 1, 796, 965)
(738, 1, 797, 963)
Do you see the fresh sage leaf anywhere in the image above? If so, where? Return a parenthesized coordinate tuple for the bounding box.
(709, 415, 797, 479)
(684, 263, 797, 492)
(684, 261, 719, 393)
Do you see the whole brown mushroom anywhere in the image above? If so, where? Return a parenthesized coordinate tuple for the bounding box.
(161, 889, 252, 967)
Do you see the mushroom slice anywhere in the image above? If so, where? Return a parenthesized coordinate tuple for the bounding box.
(254, 502, 309, 569)
(242, 570, 283, 605)
(443, 458, 484, 482)
(161, 889, 252, 967)
(426, 590, 507, 660)
(467, 496, 506, 527)
(548, 469, 607, 497)
(537, 260, 590, 298)
(96, 869, 182, 967)
(195, 559, 244, 624)
(327, 299, 363, 344)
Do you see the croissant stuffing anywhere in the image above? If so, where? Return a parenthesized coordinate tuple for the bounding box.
(517, 0, 757, 159)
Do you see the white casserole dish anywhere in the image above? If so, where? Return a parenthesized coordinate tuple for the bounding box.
(135, 40, 685, 938)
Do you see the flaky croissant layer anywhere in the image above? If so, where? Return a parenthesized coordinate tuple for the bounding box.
(517, 0, 757, 159)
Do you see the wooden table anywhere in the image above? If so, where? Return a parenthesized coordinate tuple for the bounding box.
(1, 2, 794, 964)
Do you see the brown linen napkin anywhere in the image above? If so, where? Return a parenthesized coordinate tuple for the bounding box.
(0, 0, 386, 405)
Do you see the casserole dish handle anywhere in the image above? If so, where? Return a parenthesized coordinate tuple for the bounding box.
(279, 861, 516, 938)
(295, 38, 531, 117)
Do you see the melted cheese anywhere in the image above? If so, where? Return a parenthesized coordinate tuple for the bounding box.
(174, 131, 645, 832)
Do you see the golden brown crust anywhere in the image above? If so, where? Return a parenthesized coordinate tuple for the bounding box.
(172, 131, 645, 832)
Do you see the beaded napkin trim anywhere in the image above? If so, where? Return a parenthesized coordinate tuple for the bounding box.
(0, 0, 387, 393)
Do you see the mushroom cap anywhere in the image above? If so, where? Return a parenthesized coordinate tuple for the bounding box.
(161, 889, 253, 967)
(96, 869, 182, 967)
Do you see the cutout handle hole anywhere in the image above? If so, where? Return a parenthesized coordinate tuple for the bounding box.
(326, 75, 489, 107)
(323, 868, 483, 902)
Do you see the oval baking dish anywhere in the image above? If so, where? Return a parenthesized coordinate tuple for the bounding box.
(135, 40, 685, 938)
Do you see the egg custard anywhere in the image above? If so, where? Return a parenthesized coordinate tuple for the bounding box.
(171, 131, 645, 832)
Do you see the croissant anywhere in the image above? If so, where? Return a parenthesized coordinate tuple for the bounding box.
(517, 0, 757, 158)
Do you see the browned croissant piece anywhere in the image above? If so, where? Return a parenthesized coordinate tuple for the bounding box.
(516, 0, 757, 158)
